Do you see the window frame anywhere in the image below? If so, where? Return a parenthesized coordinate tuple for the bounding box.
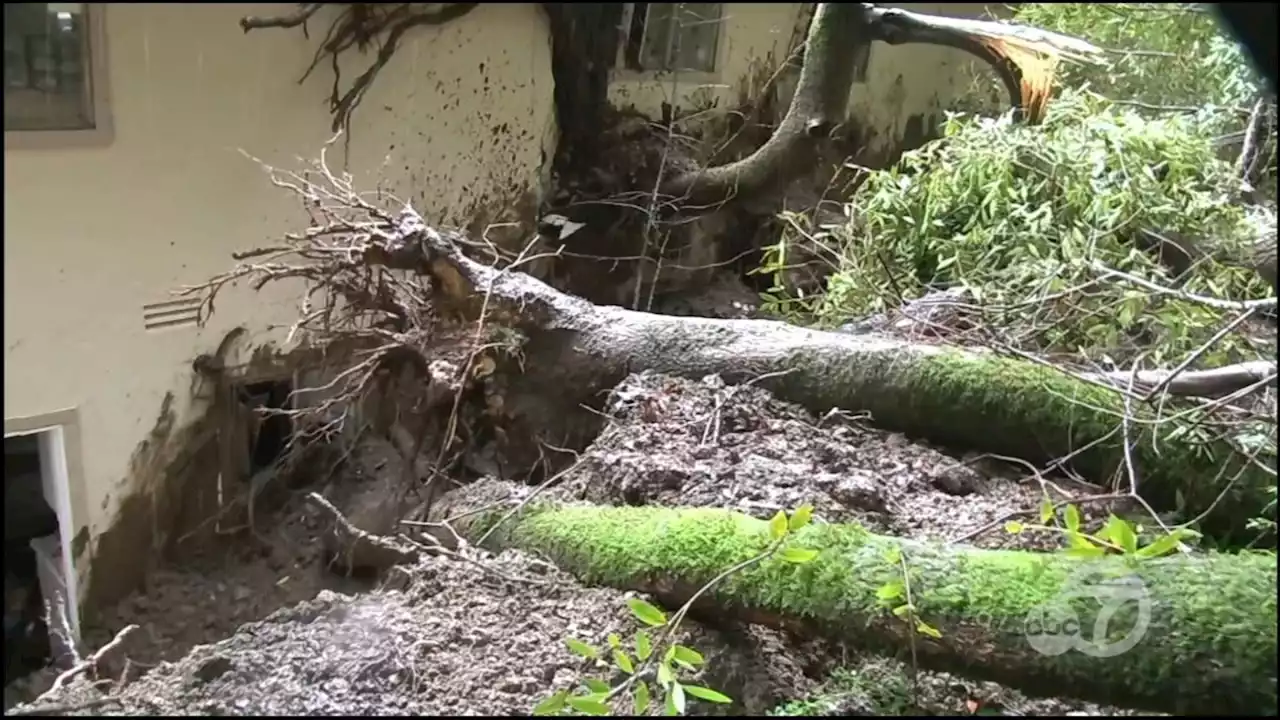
(5, 3, 113, 150)
(615, 3, 727, 81)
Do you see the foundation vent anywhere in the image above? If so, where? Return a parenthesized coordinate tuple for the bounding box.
(142, 296, 203, 332)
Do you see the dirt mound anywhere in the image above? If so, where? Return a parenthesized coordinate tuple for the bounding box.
(10, 372, 1139, 716)
(557, 372, 1129, 550)
(11, 551, 826, 716)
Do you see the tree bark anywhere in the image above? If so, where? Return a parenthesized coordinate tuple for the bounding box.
(367, 222, 1276, 547)
(540, 3, 626, 180)
(450, 499, 1278, 716)
(655, 3, 1103, 211)
(657, 3, 871, 210)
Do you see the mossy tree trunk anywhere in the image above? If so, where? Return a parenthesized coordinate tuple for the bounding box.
(450, 499, 1277, 716)
(371, 227, 1275, 547)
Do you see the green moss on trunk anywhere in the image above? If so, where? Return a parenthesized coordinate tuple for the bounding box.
(761, 343, 1273, 546)
(475, 504, 1277, 715)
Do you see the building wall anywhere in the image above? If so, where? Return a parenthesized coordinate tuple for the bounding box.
(3, 2, 557, 610)
(610, 3, 996, 159)
(3, 2, 994, 613)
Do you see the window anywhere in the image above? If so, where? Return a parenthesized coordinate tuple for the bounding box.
(4, 3, 107, 142)
(624, 3, 723, 74)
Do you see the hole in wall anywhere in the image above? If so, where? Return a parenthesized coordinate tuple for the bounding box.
(240, 379, 294, 473)
(4, 435, 59, 687)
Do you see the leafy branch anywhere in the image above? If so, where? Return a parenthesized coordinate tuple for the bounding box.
(534, 505, 820, 716)
(1005, 500, 1201, 560)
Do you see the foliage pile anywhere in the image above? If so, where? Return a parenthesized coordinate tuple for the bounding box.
(763, 88, 1272, 369)
(1012, 2, 1259, 116)
(759, 2, 1275, 373)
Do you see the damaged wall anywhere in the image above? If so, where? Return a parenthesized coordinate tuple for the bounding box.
(2, 2, 555, 617)
(3, 1, 999, 619)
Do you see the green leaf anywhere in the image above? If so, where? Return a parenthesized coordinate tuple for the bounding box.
(1065, 544, 1106, 558)
(788, 504, 814, 531)
(1004, 520, 1025, 534)
(875, 580, 905, 602)
(1064, 504, 1082, 532)
(628, 598, 668, 627)
(567, 696, 611, 716)
(684, 685, 733, 704)
(769, 510, 789, 541)
(1100, 515, 1138, 554)
(883, 546, 902, 565)
(1039, 497, 1055, 524)
(635, 683, 652, 715)
(663, 689, 679, 716)
(671, 645, 705, 668)
(657, 661, 675, 687)
(915, 621, 942, 639)
(613, 649, 636, 674)
(635, 631, 653, 661)
(1065, 530, 1096, 550)
(566, 638, 599, 660)
(670, 682, 687, 715)
(892, 603, 914, 619)
(533, 690, 569, 716)
(779, 547, 820, 563)
(583, 678, 611, 694)
(1135, 530, 1189, 559)
(606, 633, 621, 649)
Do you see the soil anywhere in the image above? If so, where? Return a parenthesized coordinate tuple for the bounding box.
(7, 372, 1140, 717)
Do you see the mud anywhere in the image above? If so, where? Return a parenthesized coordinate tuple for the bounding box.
(9, 372, 1135, 716)
(556, 372, 1131, 551)
(10, 552, 828, 716)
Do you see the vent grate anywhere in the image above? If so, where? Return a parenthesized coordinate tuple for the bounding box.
(142, 296, 203, 331)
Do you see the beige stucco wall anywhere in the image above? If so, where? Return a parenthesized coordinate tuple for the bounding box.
(3, 2, 555, 608)
(3, 1, 994, 612)
(609, 3, 810, 113)
(611, 3, 995, 159)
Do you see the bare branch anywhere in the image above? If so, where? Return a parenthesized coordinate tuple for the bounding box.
(240, 3, 323, 33)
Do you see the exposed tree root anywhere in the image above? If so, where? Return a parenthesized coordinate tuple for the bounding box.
(190, 161, 1275, 546)
(240, 3, 480, 133)
(436, 491, 1278, 716)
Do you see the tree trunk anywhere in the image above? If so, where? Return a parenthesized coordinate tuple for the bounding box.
(367, 224, 1276, 547)
(541, 3, 625, 180)
(656, 3, 872, 210)
(450, 499, 1277, 716)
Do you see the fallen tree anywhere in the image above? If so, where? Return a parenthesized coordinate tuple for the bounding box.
(438, 494, 1278, 716)
(192, 162, 1275, 548)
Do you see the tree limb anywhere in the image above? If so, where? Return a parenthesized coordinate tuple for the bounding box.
(657, 3, 1102, 213)
(657, 3, 872, 210)
(1086, 361, 1277, 399)
(240, 3, 323, 33)
(287, 209, 1274, 546)
(449, 496, 1279, 716)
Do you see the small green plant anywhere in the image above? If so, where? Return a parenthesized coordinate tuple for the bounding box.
(534, 506, 821, 716)
(1005, 499, 1201, 561)
(874, 546, 942, 641)
(872, 545, 941, 706)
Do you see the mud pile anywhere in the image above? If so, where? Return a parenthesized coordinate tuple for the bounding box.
(10, 373, 1136, 716)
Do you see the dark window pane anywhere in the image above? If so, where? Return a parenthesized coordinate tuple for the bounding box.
(640, 3, 676, 71)
(672, 3, 721, 73)
(4, 3, 94, 132)
(638, 3, 722, 73)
